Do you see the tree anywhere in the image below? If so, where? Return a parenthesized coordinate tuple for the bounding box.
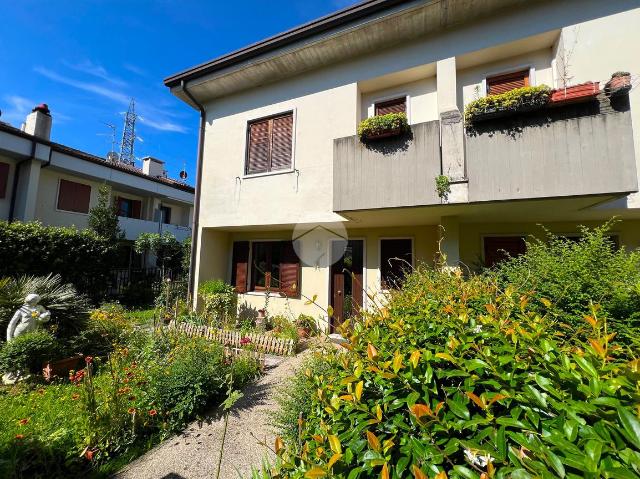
(134, 232, 186, 273)
(88, 184, 124, 241)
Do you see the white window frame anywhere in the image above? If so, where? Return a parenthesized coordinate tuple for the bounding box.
(481, 65, 536, 97)
(242, 108, 297, 180)
(378, 236, 414, 290)
(368, 93, 411, 123)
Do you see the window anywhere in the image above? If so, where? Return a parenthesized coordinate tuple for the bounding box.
(231, 240, 299, 297)
(246, 112, 293, 175)
(160, 206, 171, 224)
(117, 197, 142, 219)
(375, 97, 406, 116)
(483, 236, 526, 267)
(0, 162, 9, 199)
(57, 179, 91, 213)
(486, 69, 530, 96)
(380, 238, 413, 289)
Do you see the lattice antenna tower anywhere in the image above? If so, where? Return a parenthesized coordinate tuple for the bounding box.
(119, 98, 137, 166)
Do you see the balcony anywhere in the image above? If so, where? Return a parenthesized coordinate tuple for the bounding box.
(333, 121, 441, 211)
(466, 94, 638, 202)
(119, 216, 192, 242)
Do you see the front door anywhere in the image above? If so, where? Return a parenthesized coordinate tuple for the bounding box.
(330, 240, 364, 333)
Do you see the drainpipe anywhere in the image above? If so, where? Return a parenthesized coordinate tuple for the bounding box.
(8, 140, 37, 222)
(181, 80, 206, 303)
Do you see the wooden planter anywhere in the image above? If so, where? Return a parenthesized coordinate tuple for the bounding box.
(605, 75, 631, 96)
(362, 128, 402, 141)
(550, 82, 600, 105)
(42, 356, 82, 381)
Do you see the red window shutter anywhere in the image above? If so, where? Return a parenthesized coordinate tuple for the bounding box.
(247, 119, 271, 174)
(483, 236, 526, 267)
(231, 241, 250, 293)
(132, 200, 142, 219)
(57, 179, 91, 213)
(270, 114, 293, 171)
(279, 240, 300, 298)
(487, 70, 529, 96)
(375, 97, 406, 116)
(0, 162, 9, 199)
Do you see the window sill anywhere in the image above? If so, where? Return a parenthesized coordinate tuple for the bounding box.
(242, 290, 287, 298)
(55, 208, 89, 216)
(243, 168, 295, 180)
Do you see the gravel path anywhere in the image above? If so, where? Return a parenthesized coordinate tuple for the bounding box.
(115, 353, 306, 479)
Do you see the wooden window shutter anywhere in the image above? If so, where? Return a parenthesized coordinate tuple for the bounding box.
(231, 241, 250, 293)
(57, 179, 91, 213)
(270, 114, 293, 171)
(132, 200, 142, 219)
(486, 70, 529, 96)
(483, 236, 526, 267)
(247, 119, 271, 174)
(375, 97, 406, 116)
(279, 240, 300, 298)
(0, 162, 9, 199)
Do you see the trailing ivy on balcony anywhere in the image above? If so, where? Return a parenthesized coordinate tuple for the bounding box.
(357, 112, 409, 141)
(464, 85, 552, 124)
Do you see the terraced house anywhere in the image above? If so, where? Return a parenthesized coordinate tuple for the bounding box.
(166, 0, 640, 330)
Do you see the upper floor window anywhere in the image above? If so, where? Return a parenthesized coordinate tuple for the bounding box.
(0, 162, 9, 199)
(245, 111, 293, 175)
(160, 206, 172, 224)
(486, 69, 530, 96)
(57, 179, 91, 214)
(117, 196, 142, 219)
(375, 97, 406, 116)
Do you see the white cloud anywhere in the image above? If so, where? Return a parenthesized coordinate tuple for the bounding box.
(66, 60, 127, 87)
(123, 63, 147, 77)
(1, 95, 34, 124)
(138, 116, 187, 133)
(35, 66, 131, 105)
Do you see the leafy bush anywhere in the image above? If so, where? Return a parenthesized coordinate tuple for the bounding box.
(0, 221, 117, 300)
(357, 113, 409, 141)
(134, 231, 187, 273)
(271, 315, 299, 341)
(464, 85, 551, 123)
(67, 304, 135, 356)
(0, 274, 90, 342)
(0, 330, 58, 374)
(199, 279, 237, 326)
(295, 314, 318, 334)
(494, 222, 640, 338)
(435, 175, 451, 200)
(271, 267, 640, 478)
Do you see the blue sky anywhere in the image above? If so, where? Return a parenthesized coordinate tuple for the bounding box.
(0, 0, 358, 184)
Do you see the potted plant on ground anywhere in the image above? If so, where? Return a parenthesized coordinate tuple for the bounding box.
(357, 112, 409, 141)
(295, 314, 316, 339)
(550, 81, 600, 105)
(605, 71, 631, 96)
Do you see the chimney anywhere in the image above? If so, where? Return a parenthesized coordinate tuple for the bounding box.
(22, 104, 52, 140)
(142, 156, 166, 178)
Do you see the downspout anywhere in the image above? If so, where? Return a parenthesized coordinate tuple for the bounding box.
(8, 140, 37, 222)
(181, 80, 206, 304)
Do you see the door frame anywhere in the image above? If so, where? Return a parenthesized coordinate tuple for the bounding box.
(327, 237, 367, 331)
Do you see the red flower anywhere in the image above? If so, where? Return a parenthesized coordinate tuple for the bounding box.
(84, 356, 94, 365)
(15, 434, 24, 440)
(127, 407, 136, 415)
(148, 409, 157, 416)
(85, 449, 96, 461)
(18, 418, 29, 426)
(240, 337, 251, 345)
(71, 394, 80, 400)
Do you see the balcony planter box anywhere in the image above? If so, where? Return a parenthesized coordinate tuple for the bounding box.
(362, 128, 403, 140)
(357, 112, 409, 142)
(42, 356, 82, 381)
(464, 85, 551, 124)
(605, 72, 631, 96)
(550, 82, 600, 105)
(468, 102, 546, 122)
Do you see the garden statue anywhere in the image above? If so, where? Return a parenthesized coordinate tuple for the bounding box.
(6, 293, 51, 342)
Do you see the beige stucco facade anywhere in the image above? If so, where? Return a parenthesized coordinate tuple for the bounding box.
(171, 0, 640, 328)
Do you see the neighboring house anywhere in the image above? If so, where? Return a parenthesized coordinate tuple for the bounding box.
(166, 0, 640, 331)
(0, 104, 194, 267)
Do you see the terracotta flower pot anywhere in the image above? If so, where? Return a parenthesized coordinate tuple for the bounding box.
(42, 356, 82, 381)
(297, 327, 310, 339)
(605, 75, 631, 96)
(550, 82, 600, 105)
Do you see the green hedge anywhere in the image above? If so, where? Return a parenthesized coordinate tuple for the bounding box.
(0, 221, 117, 299)
(464, 85, 551, 123)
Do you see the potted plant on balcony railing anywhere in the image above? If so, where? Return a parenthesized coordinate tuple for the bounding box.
(550, 81, 600, 105)
(605, 71, 632, 96)
(357, 112, 409, 141)
(464, 85, 551, 123)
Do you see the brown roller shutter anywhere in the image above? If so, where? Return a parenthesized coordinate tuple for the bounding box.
(57, 179, 91, 213)
(270, 114, 293, 170)
(132, 200, 142, 219)
(279, 240, 300, 298)
(375, 97, 406, 116)
(483, 236, 526, 267)
(247, 119, 271, 174)
(487, 70, 529, 96)
(231, 241, 249, 293)
(0, 162, 9, 198)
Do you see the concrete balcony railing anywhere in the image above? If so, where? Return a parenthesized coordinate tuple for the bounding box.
(119, 216, 192, 241)
(333, 121, 441, 211)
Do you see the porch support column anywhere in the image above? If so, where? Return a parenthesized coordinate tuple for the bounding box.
(13, 159, 42, 221)
(437, 57, 468, 203)
(439, 216, 461, 268)
(193, 229, 230, 308)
